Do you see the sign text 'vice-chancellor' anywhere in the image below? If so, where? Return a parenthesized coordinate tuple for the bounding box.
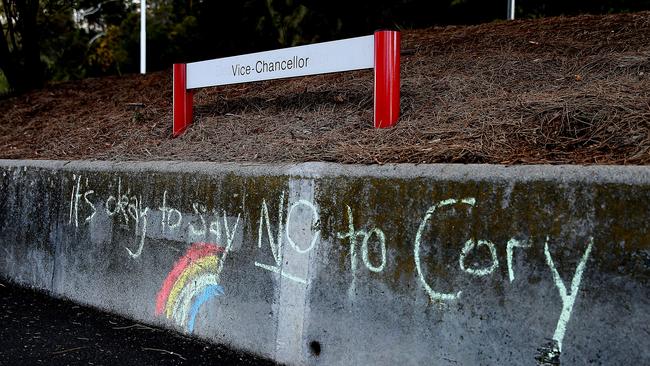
(231, 56, 310, 77)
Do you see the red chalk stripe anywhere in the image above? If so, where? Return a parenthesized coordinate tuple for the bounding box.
(155, 242, 224, 315)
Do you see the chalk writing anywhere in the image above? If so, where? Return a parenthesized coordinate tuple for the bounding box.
(254, 192, 313, 285)
(63, 174, 600, 353)
(83, 187, 96, 223)
(362, 228, 386, 273)
(69, 174, 81, 227)
(337, 205, 387, 274)
(544, 236, 594, 352)
(188, 202, 208, 238)
(68, 175, 96, 228)
(414, 198, 475, 301)
(160, 190, 182, 233)
(459, 239, 499, 276)
(286, 199, 320, 254)
(105, 177, 130, 223)
(507, 238, 530, 282)
(124, 195, 149, 258)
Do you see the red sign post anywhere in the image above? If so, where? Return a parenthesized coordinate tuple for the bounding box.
(173, 64, 193, 136)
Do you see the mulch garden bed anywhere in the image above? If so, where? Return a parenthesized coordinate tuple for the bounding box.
(1, 12, 649, 165)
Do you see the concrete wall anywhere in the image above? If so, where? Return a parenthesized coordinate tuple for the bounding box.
(0, 160, 648, 365)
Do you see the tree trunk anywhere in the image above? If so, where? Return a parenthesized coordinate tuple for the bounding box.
(16, 0, 42, 91)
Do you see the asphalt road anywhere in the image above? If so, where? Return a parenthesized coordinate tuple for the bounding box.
(0, 279, 278, 365)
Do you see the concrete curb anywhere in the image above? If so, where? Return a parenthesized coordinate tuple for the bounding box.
(1, 159, 649, 183)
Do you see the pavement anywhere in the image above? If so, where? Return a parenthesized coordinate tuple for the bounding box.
(0, 279, 278, 365)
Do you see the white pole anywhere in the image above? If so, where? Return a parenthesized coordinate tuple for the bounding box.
(508, 0, 515, 20)
(140, 0, 146, 74)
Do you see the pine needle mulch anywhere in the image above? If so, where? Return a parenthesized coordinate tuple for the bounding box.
(1, 12, 649, 165)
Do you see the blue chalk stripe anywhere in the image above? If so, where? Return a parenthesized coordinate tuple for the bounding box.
(187, 284, 225, 333)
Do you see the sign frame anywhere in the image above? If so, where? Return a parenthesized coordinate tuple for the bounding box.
(173, 30, 400, 137)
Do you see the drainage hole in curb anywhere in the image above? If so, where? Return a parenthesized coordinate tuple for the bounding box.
(309, 340, 321, 356)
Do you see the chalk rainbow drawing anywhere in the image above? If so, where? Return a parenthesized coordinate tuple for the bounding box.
(155, 242, 226, 333)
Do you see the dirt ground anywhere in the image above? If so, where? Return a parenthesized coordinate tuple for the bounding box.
(1, 12, 649, 165)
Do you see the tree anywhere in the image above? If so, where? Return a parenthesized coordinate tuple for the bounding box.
(0, 0, 123, 93)
(0, 0, 41, 92)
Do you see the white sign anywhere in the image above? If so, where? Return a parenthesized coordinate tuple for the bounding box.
(186, 35, 374, 89)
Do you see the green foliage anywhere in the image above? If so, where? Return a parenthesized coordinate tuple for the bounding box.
(88, 25, 127, 74)
(86, 2, 201, 75)
(0, 0, 106, 92)
(38, 3, 92, 81)
(264, 0, 311, 46)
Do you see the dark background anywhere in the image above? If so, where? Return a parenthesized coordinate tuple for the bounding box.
(1, 0, 649, 94)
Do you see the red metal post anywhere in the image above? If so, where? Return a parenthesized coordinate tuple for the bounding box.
(373, 30, 400, 128)
(173, 63, 193, 137)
